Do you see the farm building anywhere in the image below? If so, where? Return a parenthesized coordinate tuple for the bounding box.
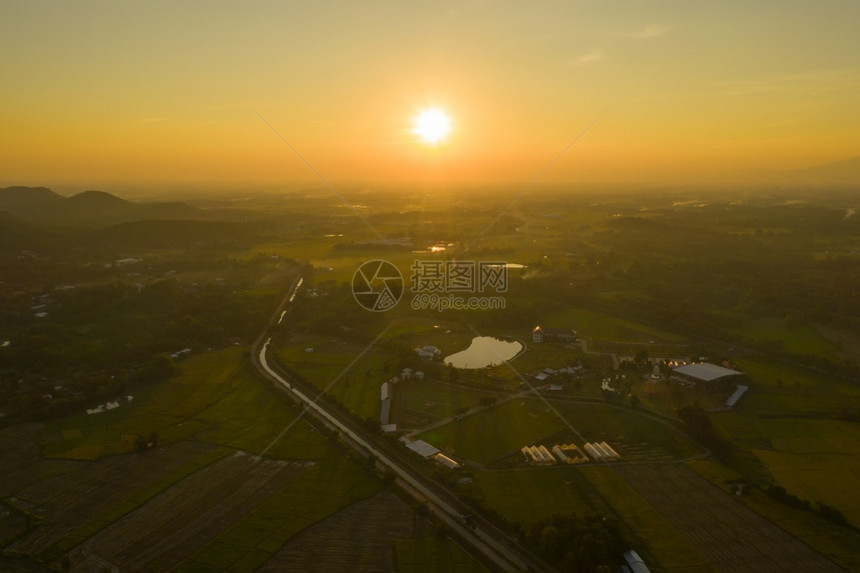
(532, 326, 577, 343)
(415, 345, 442, 360)
(551, 445, 569, 463)
(599, 441, 620, 459)
(537, 445, 556, 463)
(584, 441, 620, 461)
(522, 445, 556, 465)
(380, 398, 391, 425)
(553, 443, 588, 463)
(724, 384, 749, 408)
(435, 453, 460, 469)
(671, 362, 746, 387)
(622, 549, 651, 573)
(404, 439, 440, 459)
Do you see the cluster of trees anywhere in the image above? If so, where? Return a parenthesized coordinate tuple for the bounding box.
(520, 512, 624, 573)
(767, 485, 848, 527)
(1, 256, 286, 424)
(677, 405, 732, 462)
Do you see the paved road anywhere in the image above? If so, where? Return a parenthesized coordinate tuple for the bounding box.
(251, 274, 548, 572)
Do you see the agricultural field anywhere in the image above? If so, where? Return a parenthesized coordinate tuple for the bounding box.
(729, 318, 839, 360)
(60, 451, 310, 572)
(687, 458, 860, 571)
(277, 334, 390, 420)
(419, 398, 703, 466)
(614, 464, 844, 573)
(710, 356, 860, 525)
(542, 307, 688, 347)
(394, 381, 498, 428)
(256, 490, 414, 572)
(712, 414, 860, 526)
(40, 346, 329, 461)
(177, 450, 383, 572)
(472, 468, 595, 526)
(7, 441, 228, 559)
(394, 537, 489, 573)
(578, 465, 713, 572)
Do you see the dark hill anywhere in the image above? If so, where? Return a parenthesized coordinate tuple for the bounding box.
(0, 210, 61, 252)
(67, 190, 134, 208)
(0, 186, 67, 219)
(0, 186, 203, 226)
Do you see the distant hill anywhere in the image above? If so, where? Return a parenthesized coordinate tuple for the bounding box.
(0, 187, 67, 220)
(790, 156, 860, 186)
(0, 186, 204, 226)
(722, 156, 860, 187)
(0, 210, 62, 253)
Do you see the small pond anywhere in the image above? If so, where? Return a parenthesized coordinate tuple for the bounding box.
(443, 336, 523, 369)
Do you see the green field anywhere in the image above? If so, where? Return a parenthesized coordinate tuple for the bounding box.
(731, 318, 838, 359)
(419, 398, 701, 465)
(709, 356, 860, 525)
(542, 307, 688, 344)
(687, 458, 860, 571)
(473, 468, 595, 526)
(579, 466, 714, 572)
(712, 413, 860, 526)
(396, 382, 498, 424)
(278, 334, 390, 419)
(41, 346, 329, 460)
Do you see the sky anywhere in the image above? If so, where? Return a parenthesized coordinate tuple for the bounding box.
(1, 0, 859, 191)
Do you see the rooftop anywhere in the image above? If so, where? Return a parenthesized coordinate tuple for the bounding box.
(673, 362, 742, 382)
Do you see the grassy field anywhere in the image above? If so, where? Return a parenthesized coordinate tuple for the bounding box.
(43, 445, 232, 560)
(730, 318, 838, 359)
(542, 307, 688, 344)
(278, 334, 390, 419)
(688, 458, 860, 571)
(579, 466, 714, 572)
(394, 537, 489, 573)
(395, 382, 498, 426)
(708, 356, 860, 525)
(419, 398, 701, 465)
(41, 346, 329, 460)
(473, 468, 595, 526)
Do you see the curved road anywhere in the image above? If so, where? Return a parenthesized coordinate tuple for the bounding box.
(252, 274, 547, 572)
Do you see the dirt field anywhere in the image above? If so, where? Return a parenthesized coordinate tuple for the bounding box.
(0, 423, 83, 498)
(615, 464, 844, 572)
(258, 489, 417, 572)
(61, 451, 311, 572)
(7, 440, 220, 557)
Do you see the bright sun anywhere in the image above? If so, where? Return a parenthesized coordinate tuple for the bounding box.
(413, 108, 451, 144)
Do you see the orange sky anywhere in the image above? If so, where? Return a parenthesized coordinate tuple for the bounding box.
(1, 1, 858, 191)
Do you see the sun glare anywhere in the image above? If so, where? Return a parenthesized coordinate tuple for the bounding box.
(413, 108, 451, 144)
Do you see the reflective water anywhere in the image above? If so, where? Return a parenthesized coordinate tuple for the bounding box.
(444, 336, 523, 369)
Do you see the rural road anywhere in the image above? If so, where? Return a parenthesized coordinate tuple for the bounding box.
(252, 274, 548, 572)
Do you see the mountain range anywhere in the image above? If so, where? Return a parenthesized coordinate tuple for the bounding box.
(0, 187, 201, 226)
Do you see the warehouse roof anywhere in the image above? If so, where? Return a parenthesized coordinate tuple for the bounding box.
(673, 362, 741, 382)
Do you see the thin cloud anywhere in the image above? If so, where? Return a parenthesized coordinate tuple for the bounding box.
(572, 48, 605, 67)
(636, 24, 669, 39)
